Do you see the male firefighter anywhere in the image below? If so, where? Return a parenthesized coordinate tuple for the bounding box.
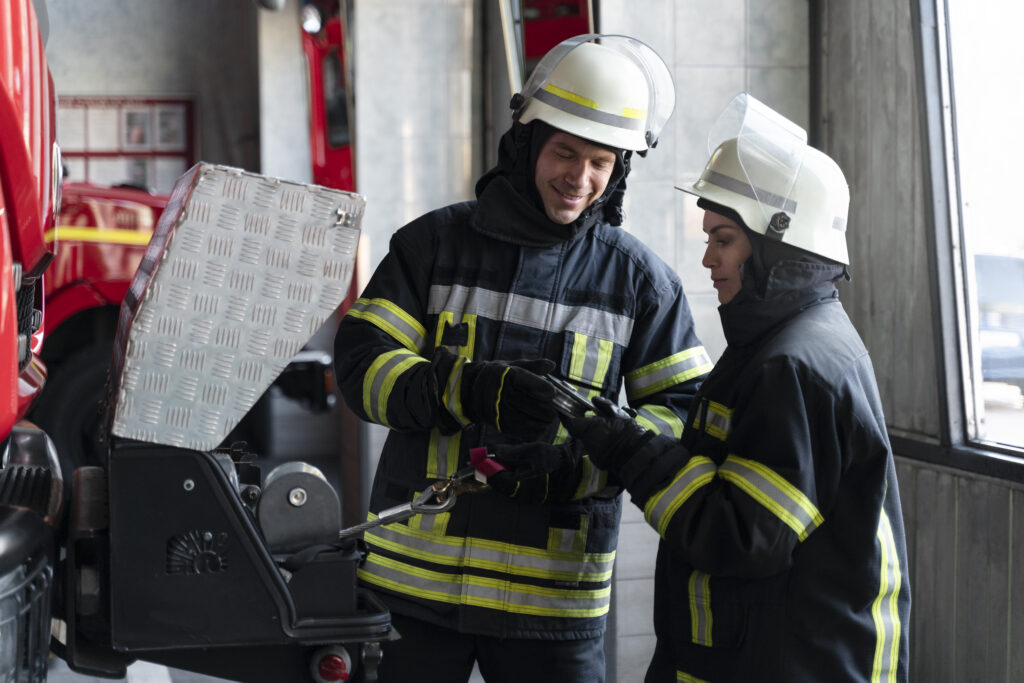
(521, 94, 911, 681)
(334, 34, 711, 682)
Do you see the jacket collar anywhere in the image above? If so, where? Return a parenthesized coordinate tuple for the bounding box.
(718, 258, 844, 348)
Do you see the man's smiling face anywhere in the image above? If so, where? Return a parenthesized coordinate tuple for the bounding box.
(534, 132, 617, 225)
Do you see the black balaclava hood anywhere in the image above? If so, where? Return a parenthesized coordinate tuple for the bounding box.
(472, 120, 629, 247)
(697, 197, 849, 346)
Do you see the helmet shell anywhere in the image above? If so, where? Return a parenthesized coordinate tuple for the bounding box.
(687, 138, 850, 264)
(515, 35, 674, 152)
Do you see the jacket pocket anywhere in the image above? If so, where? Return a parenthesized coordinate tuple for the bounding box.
(559, 330, 622, 395)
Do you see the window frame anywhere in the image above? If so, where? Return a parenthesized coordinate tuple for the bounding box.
(912, 0, 1024, 474)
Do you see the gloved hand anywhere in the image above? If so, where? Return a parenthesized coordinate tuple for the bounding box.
(473, 442, 582, 504)
(564, 396, 652, 472)
(461, 358, 558, 437)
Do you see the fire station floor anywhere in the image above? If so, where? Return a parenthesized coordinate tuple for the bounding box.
(46, 657, 488, 681)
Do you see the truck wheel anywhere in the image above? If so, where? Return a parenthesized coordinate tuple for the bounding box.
(29, 341, 114, 479)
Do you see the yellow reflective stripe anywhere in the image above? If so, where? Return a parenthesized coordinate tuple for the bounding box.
(364, 514, 615, 582)
(593, 338, 613, 386)
(46, 225, 153, 245)
(635, 404, 685, 438)
(494, 366, 512, 431)
(346, 297, 427, 353)
(621, 106, 646, 120)
(719, 455, 824, 541)
(362, 349, 427, 426)
(626, 346, 713, 400)
(358, 554, 610, 618)
(644, 456, 716, 537)
(871, 508, 903, 683)
(688, 571, 712, 646)
(544, 83, 597, 110)
(677, 672, 710, 683)
(570, 334, 588, 379)
(426, 429, 460, 479)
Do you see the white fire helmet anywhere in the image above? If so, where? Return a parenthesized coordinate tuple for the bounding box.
(514, 34, 675, 152)
(680, 93, 851, 265)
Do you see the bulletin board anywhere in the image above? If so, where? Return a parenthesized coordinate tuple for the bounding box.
(58, 97, 195, 194)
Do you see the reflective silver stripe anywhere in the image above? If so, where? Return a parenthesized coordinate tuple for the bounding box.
(363, 349, 427, 426)
(703, 170, 798, 214)
(428, 284, 633, 346)
(688, 571, 713, 646)
(347, 297, 428, 352)
(635, 404, 684, 438)
(871, 509, 903, 683)
(644, 456, 717, 536)
(359, 554, 611, 618)
(365, 518, 615, 581)
(627, 347, 713, 400)
(533, 86, 646, 131)
(718, 455, 823, 541)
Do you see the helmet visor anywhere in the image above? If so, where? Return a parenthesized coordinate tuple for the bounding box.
(707, 93, 807, 229)
(517, 34, 676, 149)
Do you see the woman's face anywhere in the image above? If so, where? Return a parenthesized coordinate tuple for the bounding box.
(702, 210, 753, 305)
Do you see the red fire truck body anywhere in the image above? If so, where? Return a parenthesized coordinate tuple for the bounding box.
(0, 0, 59, 434)
(43, 182, 165, 337)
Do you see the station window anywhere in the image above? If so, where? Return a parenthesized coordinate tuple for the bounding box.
(945, 1, 1024, 449)
(58, 97, 194, 194)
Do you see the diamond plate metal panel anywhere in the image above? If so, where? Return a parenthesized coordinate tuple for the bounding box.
(109, 163, 363, 450)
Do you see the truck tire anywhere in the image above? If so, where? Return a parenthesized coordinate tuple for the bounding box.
(28, 341, 114, 480)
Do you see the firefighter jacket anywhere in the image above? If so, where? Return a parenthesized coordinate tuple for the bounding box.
(617, 259, 911, 682)
(333, 123, 711, 640)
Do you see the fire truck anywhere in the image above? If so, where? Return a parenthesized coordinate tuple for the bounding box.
(0, 0, 67, 679)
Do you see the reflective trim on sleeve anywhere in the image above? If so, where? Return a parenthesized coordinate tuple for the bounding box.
(644, 456, 717, 537)
(363, 349, 429, 427)
(635, 404, 685, 438)
(347, 297, 428, 352)
(428, 284, 633, 346)
(626, 347, 713, 400)
(688, 571, 713, 646)
(718, 455, 824, 541)
(358, 554, 611, 618)
(364, 516, 615, 582)
(677, 671, 711, 683)
(871, 508, 904, 683)
(691, 400, 732, 441)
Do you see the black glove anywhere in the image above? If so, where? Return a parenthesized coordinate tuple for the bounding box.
(461, 358, 557, 437)
(475, 442, 583, 504)
(564, 396, 653, 472)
